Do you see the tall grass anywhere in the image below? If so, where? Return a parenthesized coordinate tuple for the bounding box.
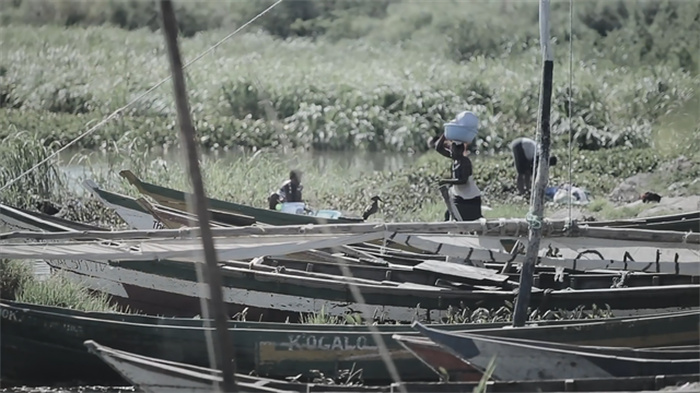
(0, 259, 124, 312)
(0, 131, 65, 209)
(0, 259, 33, 300)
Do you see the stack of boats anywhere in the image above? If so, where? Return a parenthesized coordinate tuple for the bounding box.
(0, 171, 698, 392)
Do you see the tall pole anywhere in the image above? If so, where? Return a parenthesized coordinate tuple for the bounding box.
(513, 0, 554, 327)
(158, 1, 237, 391)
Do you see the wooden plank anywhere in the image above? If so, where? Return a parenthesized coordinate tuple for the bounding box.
(393, 282, 449, 291)
(413, 260, 509, 284)
(2, 220, 698, 243)
(158, 1, 235, 390)
(0, 232, 385, 262)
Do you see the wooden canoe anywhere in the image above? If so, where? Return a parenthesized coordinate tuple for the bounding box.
(2, 202, 698, 320)
(119, 170, 364, 225)
(40, 250, 700, 321)
(395, 308, 700, 381)
(5, 200, 696, 293)
(85, 340, 700, 393)
(2, 300, 697, 386)
(411, 321, 700, 381)
(0, 202, 105, 232)
(588, 211, 700, 232)
(84, 340, 386, 393)
(82, 179, 256, 228)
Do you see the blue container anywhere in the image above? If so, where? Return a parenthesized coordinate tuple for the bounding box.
(444, 123, 478, 144)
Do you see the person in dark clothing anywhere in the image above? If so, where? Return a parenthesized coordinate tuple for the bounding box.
(435, 133, 482, 222)
(278, 170, 303, 203)
(268, 193, 281, 210)
(510, 137, 558, 195)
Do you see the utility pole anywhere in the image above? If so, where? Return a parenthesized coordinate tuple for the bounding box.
(158, 1, 237, 391)
(513, 0, 554, 327)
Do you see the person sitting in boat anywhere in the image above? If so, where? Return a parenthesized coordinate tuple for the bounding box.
(435, 111, 483, 222)
(267, 193, 281, 210)
(278, 169, 303, 203)
(510, 137, 558, 195)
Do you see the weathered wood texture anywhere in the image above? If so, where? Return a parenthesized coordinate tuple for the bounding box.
(158, 1, 236, 390)
(2, 221, 697, 243)
(514, 0, 555, 327)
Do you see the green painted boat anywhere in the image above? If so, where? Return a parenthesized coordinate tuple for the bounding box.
(1, 300, 697, 386)
(82, 179, 256, 229)
(587, 211, 700, 232)
(119, 170, 364, 226)
(84, 340, 700, 393)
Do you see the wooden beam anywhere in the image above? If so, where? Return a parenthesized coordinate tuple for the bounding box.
(2, 219, 697, 243)
(513, 0, 554, 327)
(158, 1, 236, 391)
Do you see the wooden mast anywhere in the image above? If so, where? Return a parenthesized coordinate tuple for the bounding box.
(513, 0, 555, 327)
(158, 1, 237, 391)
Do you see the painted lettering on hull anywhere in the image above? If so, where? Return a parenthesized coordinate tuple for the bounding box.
(43, 321, 84, 336)
(1, 309, 20, 322)
(284, 334, 375, 352)
(258, 334, 413, 363)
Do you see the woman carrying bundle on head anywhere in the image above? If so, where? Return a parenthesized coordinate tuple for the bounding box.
(434, 111, 483, 222)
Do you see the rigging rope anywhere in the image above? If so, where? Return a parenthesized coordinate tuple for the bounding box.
(567, 0, 574, 224)
(0, 0, 284, 193)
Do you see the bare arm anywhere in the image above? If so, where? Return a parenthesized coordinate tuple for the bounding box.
(434, 134, 450, 158)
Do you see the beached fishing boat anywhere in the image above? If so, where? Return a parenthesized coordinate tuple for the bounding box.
(590, 211, 700, 232)
(2, 201, 698, 319)
(84, 340, 385, 393)
(84, 340, 700, 393)
(411, 322, 700, 381)
(389, 232, 700, 274)
(82, 179, 257, 229)
(9, 243, 690, 319)
(2, 300, 697, 386)
(0, 202, 105, 232)
(78, 179, 700, 275)
(118, 170, 364, 225)
(7, 201, 697, 294)
(395, 308, 700, 381)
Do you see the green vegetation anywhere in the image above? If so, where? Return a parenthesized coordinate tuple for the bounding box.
(298, 306, 363, 325)
(0, 0, 697, 223)
(0, 259, 33, 300)
(0, 131, 64, 210)
(444, 302, 614, 324)
(0, 1, 698, 154)
(0, 259, 125, 312)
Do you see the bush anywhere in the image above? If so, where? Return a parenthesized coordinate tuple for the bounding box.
(1, 26, 696, 153)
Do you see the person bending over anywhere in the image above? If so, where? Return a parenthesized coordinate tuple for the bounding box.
(510, 137, 557, 195)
